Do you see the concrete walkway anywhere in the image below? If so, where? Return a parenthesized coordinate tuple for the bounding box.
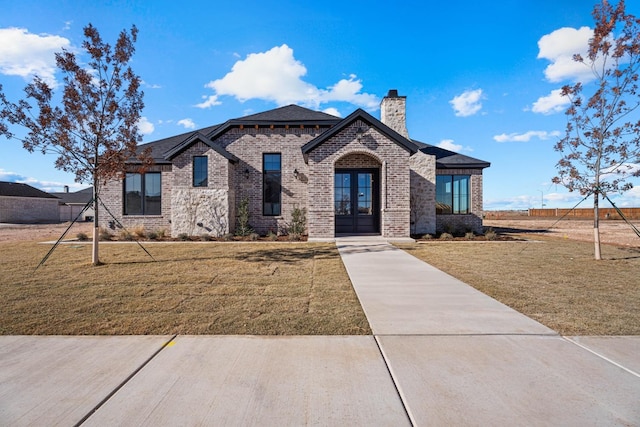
(0, 238, 639, 425)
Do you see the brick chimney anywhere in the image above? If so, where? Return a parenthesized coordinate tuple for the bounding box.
(380, 89, 409, 139)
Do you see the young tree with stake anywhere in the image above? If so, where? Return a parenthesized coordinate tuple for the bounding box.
(0, 24, 151, 265)
(555, 0, 640, 260)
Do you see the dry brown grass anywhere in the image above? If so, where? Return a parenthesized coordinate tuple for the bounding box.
(397, 236, 640, 335)
(0, 242, 371, 335)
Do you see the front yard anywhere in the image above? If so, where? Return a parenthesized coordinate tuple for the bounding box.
(0, 242, 371, 335)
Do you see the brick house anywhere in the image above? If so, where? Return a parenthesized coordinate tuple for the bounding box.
(100, 90, 490, 239)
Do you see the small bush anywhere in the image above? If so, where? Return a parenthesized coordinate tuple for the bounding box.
(267, 230, 278, 241)
(288, 206, 307, 240)
(200, 234, 213, 241)
(132, 225, 146, 238)
(465, 231, 475, 240)
(421, 234, 434, 240)
(485, 228, 497, 241)
(439, 232, 454, 240)
(235, 197, 253, 236)
(98, 227, 112, 241)
(156, 229, 166, 239)
(249, 232, 260, 241)
(76, 232, 89, 241)
(146, 231, 158, 240)
(177, 233, 190, 241)
(221, 233, 234, 241)
(119, 230, 134, 241)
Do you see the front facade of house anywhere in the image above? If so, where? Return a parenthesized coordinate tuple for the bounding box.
(100, 91, 490, 239)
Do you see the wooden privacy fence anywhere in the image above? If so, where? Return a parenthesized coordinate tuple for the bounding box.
(528, 208, 640, 220)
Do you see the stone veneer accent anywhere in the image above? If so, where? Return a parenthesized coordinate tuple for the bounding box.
(306, 120, 411, 238)
(380, 90, 409, 139)
(409, 151, 436, 235)
(435, 169, 484, 235)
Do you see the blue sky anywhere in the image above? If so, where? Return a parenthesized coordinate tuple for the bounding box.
(1, 0, 639, 210)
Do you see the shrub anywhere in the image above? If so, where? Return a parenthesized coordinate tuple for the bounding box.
(465, 231, 475, 240)
(249, 232, 260, 241)
(235, 197, 253, 236)
(288, 206, 307, 240)
(98, 227, 112, 241)
(76, 232, 89, 241)
(146, 231, 158, 240)
(119, 230, 134, 241)
(132, 225, 146, 238)
(439, 232, 453, 240)
(200, 234, 213, 241)
(177, 233, 189, 241)
(485, 228, 497, 241)
(156, 229, 166, 239)
(267, 230, 278, 241)
(221, 233, 234, 241)
(421, 234, 434, 240)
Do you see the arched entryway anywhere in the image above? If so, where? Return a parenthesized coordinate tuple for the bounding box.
(334, 153, 381, 235)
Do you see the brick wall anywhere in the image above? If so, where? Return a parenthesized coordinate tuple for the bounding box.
(435, 168, 484, 234)
(410, 151, 436, 235)
(98, 164, 172, 235)
(219, 126, 320, 235)
(0, 196, 59, 223)
(306, 120, 411, 238)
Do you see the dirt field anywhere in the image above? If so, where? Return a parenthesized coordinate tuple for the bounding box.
(484, 218, 640, 247)
(0, 222, 93, 242)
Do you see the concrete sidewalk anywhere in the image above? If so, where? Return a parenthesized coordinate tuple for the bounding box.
(336, 238, 640, 425)
(1, 238, 639, 425)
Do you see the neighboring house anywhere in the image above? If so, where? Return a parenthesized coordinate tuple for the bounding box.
(0, 181, 59, 223)
(100, 90, 490, 239)
(50, 186, 94, 222)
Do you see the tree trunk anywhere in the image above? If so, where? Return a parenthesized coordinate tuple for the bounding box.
(92, 176, 100, 266)
(594, 192, 602, 260)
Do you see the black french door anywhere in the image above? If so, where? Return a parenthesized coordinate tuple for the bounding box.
(334, 169, 380, 234)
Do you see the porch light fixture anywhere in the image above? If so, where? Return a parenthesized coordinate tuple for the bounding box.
(293, 168, 299, 179)
(244, 168, 250, 179)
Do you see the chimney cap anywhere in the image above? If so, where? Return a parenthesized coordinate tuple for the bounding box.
(387, 89, 399, 97)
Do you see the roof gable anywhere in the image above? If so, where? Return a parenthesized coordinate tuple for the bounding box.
(301, 109, 418, 155)
(164, 132, 239, 162)
(0, 181, 58, 199)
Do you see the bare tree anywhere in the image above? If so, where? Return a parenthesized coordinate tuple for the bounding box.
(0, 24, 150, 265)
(554, 0, 640, 260)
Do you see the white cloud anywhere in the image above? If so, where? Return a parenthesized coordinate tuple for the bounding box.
(493, 130, 561, 143)
(195, 95, 221, 109)
(322, 107, 341, 117)
(0, 27, 70, 86)
(0, 168, 82, 192)
(537, 26, 595, 83)
(437, 139, 462, 151)
(436, 139, 473, 153)
(137, 116, 155, 135)
(198, 44, 379, 110)
(449, 89, 483, 117)
(531, 89, 571, 115)
(177, 118, 196, 129)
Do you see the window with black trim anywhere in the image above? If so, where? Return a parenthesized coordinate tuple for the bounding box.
(124, 172, 162, 215)
(263, 153, 281, 216)
(436, 175, 470, 214)
(193, 156, 208, 187)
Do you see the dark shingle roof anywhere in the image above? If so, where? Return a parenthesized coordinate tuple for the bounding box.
(302, 109, 418, 155)
(0, 181, 59, 199)
(238, 104, 341, 124)
(413, 140, 490, 169)
(164, 132, 239, 162)
(50, 187, 93, 204)
(136, 124, 222, 164)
